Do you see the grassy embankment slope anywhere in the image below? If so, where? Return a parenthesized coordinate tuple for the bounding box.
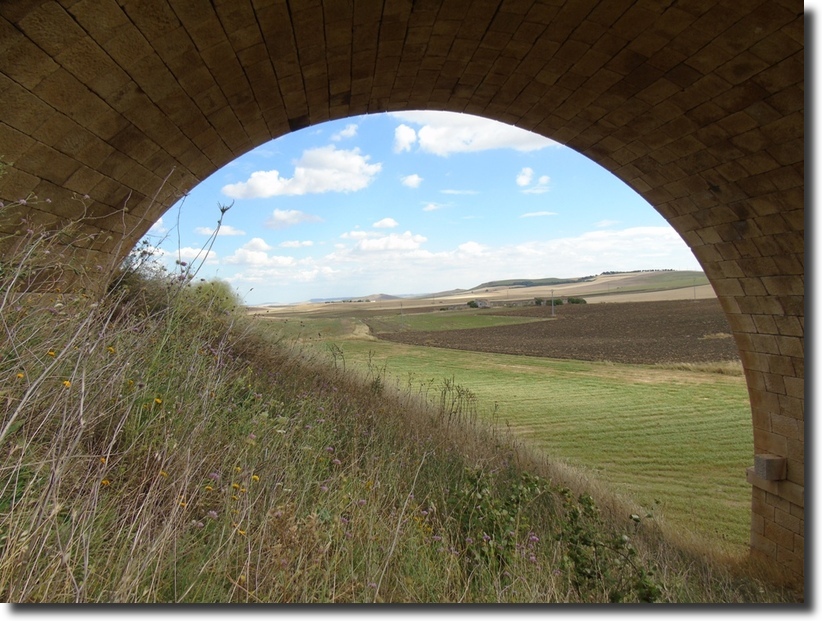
(0, 226, 798, 602)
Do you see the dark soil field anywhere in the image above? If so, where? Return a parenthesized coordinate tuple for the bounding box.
(374, 299, 741, 365)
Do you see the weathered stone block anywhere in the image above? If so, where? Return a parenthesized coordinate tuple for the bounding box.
(754, 453, 787, 480)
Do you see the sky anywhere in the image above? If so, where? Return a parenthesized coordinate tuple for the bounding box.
(143, 110, 702, 305)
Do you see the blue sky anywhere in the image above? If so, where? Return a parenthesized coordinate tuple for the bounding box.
(144, 110, 702, 305)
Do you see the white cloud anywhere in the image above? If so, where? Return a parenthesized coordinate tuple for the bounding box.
(522, 175, 551, 194)
(401, 173, 423, 188)
(423, 202, 446, 212)
(457, 241, 486, 255)
(516, 167, 551, 194)
(331, 123, 358, 141)
(148, 217, 168, 235)
(280, 240, 314, 248)
(389, 111, 560, 156)
(195, 224, 246, 236)
(265, 209, 323, 230)
(393, 124, 417, 153)
(157, 246, 217, 265)
(516, 167, 533, 187)
(221, 146, 381, 198)
(340, 229, 375, 240)
(595, 219, 620, 228)
(520, 211, 557, 218)
(224, 237, 296, 267)
(373, 217, 399, 229)
(441, 189, 479, 195)
(357, 231, 427, 252)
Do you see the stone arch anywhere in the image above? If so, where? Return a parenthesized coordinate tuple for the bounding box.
(0, 1, 804, 582)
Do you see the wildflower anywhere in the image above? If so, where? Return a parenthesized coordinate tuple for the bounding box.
(101, 479, 111, 486)
(16, 373, 24, 379)
(107, 346, 115, 354)
(159, 470, 169, 478)
(62, 380, 71, 388)
(47, 350, 56, 357)
(332, 459, 342, 466)
(320, 485, 329, 493)
(207, 510, 218, 519)
(235, 467, 242, 473)
(179, 501, 187, 507)
(237, 530, 246, 536)
(231, 482, 240, 490)
(154, 397, 162, 405)
(208, 472, 221, 481)
(204, 485, 214, 492)
(356, 499, 366, 506)
(193, 521, 204, 529)
(251, 475, 260, 482)
(99, 457, 107, 464)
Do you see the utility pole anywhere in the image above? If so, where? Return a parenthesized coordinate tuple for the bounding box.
(551, 289, 555, 317)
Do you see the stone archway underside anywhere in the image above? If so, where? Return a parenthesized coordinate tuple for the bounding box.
(0, 0, 804, 582)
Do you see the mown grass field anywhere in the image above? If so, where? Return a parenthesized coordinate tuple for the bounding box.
(259, 309, 753, 555)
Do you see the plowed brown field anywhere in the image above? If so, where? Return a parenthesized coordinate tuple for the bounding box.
(374, 299, 740, 365)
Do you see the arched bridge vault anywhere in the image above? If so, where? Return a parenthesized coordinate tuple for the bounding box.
(0, 1, 805, 582)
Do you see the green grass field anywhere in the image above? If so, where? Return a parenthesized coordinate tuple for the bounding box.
(259, 313, 753, 554)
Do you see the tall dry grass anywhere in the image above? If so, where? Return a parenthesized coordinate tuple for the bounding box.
(0, 201, 801, 603)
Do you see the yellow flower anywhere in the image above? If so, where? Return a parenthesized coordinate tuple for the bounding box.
(179, 501, 187, 507)
(234, 467, 242, 473)
(159, 470, 169, 477)
(47, 350, 56, 357)
(16, 372, 24, 379)
(238, 529, 247, 536)
(231, 482, 240, 490)
(154, 397, 163, 405)
(62, 380, 71, 388)
(99, 457, 107, 464)
(107, 346, 115, 354)
(251, 475, 260, 482)
(101, 479, 111, 486)
(204, 485, 214, 492)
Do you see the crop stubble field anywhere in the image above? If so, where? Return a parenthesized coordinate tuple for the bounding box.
(257, 292, 753, 554)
